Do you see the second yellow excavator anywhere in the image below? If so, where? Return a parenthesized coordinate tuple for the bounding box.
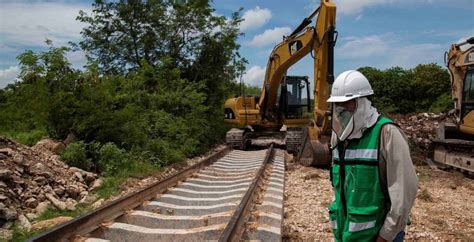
(224, 0, 336, 166)
(432, 37, 474, 175)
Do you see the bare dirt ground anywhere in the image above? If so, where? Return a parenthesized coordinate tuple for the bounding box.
(283, 154, 474, 241)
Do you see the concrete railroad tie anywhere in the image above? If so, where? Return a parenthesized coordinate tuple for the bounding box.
(86, 149, 277, 242)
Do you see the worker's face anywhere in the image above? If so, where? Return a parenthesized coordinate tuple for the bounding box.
(334, 99, 357, 112)
(333, 99, 357, 133)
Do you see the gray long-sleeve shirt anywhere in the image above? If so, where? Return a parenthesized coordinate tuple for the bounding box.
(378, 124, 419, 241)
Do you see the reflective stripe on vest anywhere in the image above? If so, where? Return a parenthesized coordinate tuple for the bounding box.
(348, 220, 376, 232)
(332, 148, 378, 161)
(330, 219, 338, 229)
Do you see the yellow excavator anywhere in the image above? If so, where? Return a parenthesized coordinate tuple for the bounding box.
(224, 0, 336, 166)
(432, 37, 474, 175)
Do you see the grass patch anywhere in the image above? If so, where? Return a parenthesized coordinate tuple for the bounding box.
(0, 129, 47, 146)
(10, 204, 92, 241)
(95, 175, 127, 199)
(418, 188, 433, 202)
(418, 171, 431, 183)
(34, 204, 91, 222)
(95, 162, 162, 199)
(10, 224, 50, 242)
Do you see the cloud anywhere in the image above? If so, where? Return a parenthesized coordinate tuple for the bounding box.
(330, 0, 463, 16)
(334, 0, 386, 15)
(336, 33, 445, 68)
(337, 35, 390, 59)
(65, 50, 88, 69)
(240, 6, 272, 32)
(0, 2, 90, 47)
(248, 27, 291, 47)
(0, 66, 20, 89)
(388, 43, 443, 68)
(242, 65, 265, 87)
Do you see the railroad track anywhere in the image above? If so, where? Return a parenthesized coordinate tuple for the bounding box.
(29, 145, 286, 242)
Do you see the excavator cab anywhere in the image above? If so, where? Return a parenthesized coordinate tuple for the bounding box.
(461, 68, 474, 120)
(278, 76, 311, 120)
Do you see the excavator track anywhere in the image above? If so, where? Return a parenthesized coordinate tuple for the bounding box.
(285, 128, 303, 154)
(431, 139, 474, 176)
(226, 128, 249, 150)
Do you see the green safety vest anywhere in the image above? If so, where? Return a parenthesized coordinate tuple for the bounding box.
(329, 116, 393, 242)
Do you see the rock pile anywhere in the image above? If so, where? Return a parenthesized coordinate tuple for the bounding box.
(0, 137, 101, 231)
(393, 111, 455, 149)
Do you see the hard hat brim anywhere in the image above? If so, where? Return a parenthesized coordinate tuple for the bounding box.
(327, 95, 357, 103)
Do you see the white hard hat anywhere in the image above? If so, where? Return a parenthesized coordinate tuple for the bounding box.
(327, 70, 374, 102)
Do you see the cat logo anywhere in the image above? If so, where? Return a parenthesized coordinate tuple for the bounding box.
(290, 42, 298, 55)
(289, 41, 302, 55)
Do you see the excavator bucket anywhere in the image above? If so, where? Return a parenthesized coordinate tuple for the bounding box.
(296, 127, 332, 166)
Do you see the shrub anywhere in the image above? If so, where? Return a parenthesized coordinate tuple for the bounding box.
(98, 142, 128, 175)
(61, 141, 92, 171)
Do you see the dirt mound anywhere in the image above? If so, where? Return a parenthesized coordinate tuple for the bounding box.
(392, 111, 455, 149)
(0, 137, 100, 230)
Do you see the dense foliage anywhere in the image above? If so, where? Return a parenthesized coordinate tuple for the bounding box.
(358, 64, 452, 114)
(0, 0, 245, 175)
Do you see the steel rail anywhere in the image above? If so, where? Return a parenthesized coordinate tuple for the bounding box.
(218, 144, 275, 241)
(29, 147, 231, 242)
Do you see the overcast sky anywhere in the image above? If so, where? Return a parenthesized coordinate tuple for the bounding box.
(0, 0, 473, 89)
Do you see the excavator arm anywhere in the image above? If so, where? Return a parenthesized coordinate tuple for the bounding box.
(258, 0, 336, 130)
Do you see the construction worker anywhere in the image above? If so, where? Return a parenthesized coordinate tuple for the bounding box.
(327, 70, 418, 242)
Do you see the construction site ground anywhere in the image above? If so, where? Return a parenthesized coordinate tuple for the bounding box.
(283, 153, 474, 241)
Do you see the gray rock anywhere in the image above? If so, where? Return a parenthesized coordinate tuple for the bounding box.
(35, 201, 50, 215)
(37, 171, 53, 178)
(1, 221, 12, 229)
(73, 172, 84, 182)
(91, 198, 104, 209)
(0, 170, 11, 180)
(33, 138, 66, 154)
(0, 228, 12, 241)
(79, 194, 98, 205)
(33, 176, 47, 185)
(53, 187, 65, 197)
(0, 204, 17, 220)
(89, 178, 103, 191)
(13, 154, 25, 165)
(25, 197, 38, 208)
(0, 195, 6, 201)
(65, 185, 79, 198)
(0, 181, 6, 188)
(25, 213, 37, 220)
(83, 172, 98, 183)
(31, 162, 46, 172)
(65, 198, 77, 211)
(14, 165, 23, 173)
(0, 148, 13, 155)
(45, 194, 66, 211)
(37, 193, 46, 202)
(63, 133, 76, 145)
(42, 185, 53, 194)
(18, 214, 31, 232)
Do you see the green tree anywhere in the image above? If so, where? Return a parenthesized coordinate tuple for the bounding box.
(358, 64, 451, 114)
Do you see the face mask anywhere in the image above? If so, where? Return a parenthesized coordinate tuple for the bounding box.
(334, 105, 353, 130)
